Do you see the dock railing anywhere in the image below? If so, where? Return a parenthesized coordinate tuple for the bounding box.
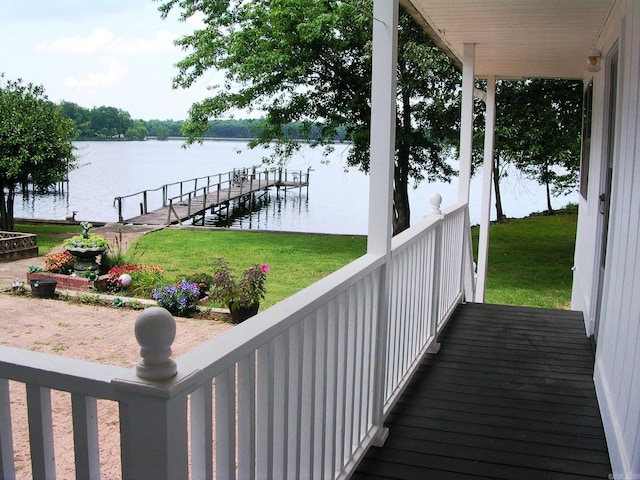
(113, 168, 310, 224)
(0, 196, 474, 480)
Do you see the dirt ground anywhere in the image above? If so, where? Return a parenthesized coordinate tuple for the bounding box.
(0, 294, 233, 479)
(0, 224, 234, 478)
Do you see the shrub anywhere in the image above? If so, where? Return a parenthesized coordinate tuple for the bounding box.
(152, 279, 200, 317)
(127, 266, 165, 297)
(106, 264, 142, 291)
(43, 250, 75, 274)
(63, 233, 110, 250)
(186, 272, 214, 299)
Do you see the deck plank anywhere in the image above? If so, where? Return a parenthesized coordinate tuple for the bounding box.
(354, 302, 610, 479)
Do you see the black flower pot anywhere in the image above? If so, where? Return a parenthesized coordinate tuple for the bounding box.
(229, 303, 259, 324)
(30, 279, 57, 298)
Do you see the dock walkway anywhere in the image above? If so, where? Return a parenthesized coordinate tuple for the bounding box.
(115, 168, 309, 226)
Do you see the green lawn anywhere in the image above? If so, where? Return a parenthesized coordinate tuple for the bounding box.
(471, 212, 577, 309)
(132, 229, 367, 308)
(17, 212, 577, 310)
(15, 223, 79, 255)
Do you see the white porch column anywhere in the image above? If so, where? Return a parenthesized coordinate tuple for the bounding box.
(367, 0, 397, 255)
(368, 0, 398, 448)
(458, 43, 476, 203)
(475, 75, 496, 302)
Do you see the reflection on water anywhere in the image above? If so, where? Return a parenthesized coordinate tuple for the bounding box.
(12, 140, 577, 235)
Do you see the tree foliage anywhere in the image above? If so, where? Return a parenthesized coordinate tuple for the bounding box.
(473, 79, 582, 218)
(61, 102, 134, 139)
(126, 121, 149, 141)
(159, 0, 461, 233)
(0, 74, 77, 230)
(504, 80, 582, 212)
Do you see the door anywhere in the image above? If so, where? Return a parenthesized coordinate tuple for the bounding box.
(593, 49, 618, 343)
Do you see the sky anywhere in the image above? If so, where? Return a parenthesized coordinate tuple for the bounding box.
(0, 0, 222, 120)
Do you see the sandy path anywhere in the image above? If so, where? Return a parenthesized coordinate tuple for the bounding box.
(0, 294, 233, 479)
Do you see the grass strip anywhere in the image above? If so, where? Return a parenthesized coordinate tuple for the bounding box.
(15, 223, 79, 255)
(471, 212, 577, 309)
(133, 229, 367, 308)
(17, 211, 577, 310)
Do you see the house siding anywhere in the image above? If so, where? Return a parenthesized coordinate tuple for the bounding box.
(573, 0, 640, 476)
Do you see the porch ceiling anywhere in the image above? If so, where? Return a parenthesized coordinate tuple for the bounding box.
(402, 0, 615, 79)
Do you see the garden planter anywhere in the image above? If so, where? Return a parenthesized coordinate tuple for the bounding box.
(229, 303, 259, 323)
(66, 247, 105, 274)
(30, 279, 57, 298)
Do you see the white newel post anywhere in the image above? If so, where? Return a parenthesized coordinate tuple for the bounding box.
(368, 0, 398, 448)
(113, 307, 189, 480)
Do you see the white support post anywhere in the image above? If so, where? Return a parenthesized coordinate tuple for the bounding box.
(476, 76, 496, 302)
(458, 43, 476, 203)
(367, 0, 398, 255)
(117, 392, 188, 480)
(369, 0, 398, 448)
(428, 193, 443, 354)
(114, 307, 188, 480)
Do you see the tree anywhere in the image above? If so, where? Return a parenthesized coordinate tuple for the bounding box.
(159, 0, 460, 234)
(155, 125, 171, 140)
(60, 101, 93, 138)
(90, 106, 132, 138)
(506, 80, 582, 212)
(0, 75, 77, 230)
(126, 121, 149, 141)
(473, 79, 582, 219)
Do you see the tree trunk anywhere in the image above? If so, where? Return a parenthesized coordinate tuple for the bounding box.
(492, 153, 506, 221)
(392, 81, 412, 235)
(0, 184, 16, 231)
(393, 163, 410, 235)
(543, 164, 554, 212)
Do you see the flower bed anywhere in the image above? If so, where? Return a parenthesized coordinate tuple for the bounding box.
(0, 231, 38, 262)
(27, 271, 109, 292)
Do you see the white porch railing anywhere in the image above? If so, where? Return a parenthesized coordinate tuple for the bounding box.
(0, 199, 475, 480)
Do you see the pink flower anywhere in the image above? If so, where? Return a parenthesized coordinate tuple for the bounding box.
(260, 263, 270, 273)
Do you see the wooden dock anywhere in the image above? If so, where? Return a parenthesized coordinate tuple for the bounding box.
(115, 168, 309, 226)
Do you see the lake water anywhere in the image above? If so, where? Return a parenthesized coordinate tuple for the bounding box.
(14, 140, 576, 235)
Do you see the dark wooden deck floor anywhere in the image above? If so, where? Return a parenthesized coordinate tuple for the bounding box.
(354, 302, 611, 480)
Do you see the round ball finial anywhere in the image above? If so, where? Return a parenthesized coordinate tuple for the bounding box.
(134, 307, 177, 380)
(429, 192, 443, 215)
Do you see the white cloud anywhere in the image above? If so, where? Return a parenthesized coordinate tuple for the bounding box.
(64, 57, 127, 89)
(35, 28, 177, 55)
(36, 27, 114, 54)
(113, 30, 177, 54)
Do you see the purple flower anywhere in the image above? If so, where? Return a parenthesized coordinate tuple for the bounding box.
(153, 279, 200, 317)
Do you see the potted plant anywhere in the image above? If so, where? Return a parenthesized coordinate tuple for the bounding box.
(63, 222, 109, 274)
(210, 258, 269, 323)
